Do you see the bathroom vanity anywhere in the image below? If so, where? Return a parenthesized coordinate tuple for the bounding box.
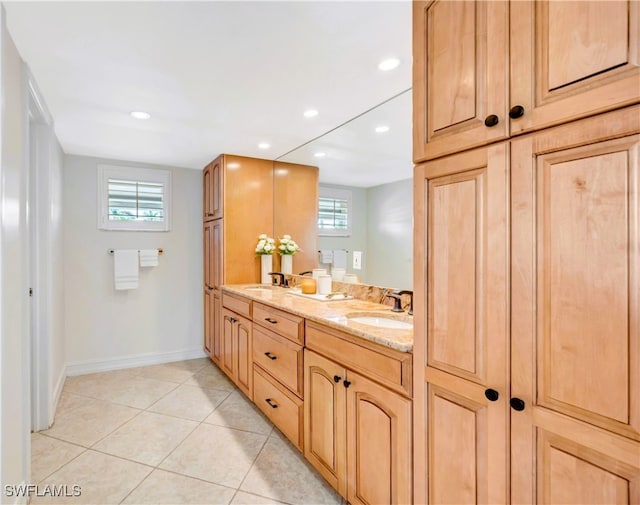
(219, 284, 413, 505)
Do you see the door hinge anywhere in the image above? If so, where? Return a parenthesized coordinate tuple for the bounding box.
(29, 288, 33, 297)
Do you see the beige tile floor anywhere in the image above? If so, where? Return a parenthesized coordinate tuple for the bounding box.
(31, 358, 343, 505)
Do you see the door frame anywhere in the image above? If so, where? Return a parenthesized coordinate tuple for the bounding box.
(25, 64, 54, 432)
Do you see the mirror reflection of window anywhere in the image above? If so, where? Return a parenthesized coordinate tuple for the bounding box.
(318, 187, 352, 236)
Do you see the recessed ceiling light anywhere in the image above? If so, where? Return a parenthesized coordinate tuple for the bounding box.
(130, 111, 151, 120)
(258, 142, 270, 149)
(375, 125, 390, 133)
(304, 109, 319, 118)
(378, 58, 400, 71)
(314, 152, 326, 158)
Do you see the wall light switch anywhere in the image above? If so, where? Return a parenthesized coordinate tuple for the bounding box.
(353, 250, 362, 270)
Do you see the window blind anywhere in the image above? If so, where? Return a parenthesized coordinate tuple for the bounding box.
(318, 196, 349, 231)
(108, 179, 164, 222)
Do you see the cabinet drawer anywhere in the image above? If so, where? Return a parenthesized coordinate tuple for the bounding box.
(253, 366, 303, 451)
(222, 292, 251, 318)
(253, 302, 304, 345)
(306, 321, 412, 398)
(253, 326, 303, 398)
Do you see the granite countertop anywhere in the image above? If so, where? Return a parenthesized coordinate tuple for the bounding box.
(222, 284, 413, 353)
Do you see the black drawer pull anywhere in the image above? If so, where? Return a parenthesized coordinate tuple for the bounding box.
(510, 398, 526, 411)
(484, 389, 499, 402)
(207, 213, 214, 217)
(265, 398, 278, 409)
(333, 375, 342, 383)
(484, 114, 499, 127)
(265, 317, 278, 324)
(264, 352, 277, 360)
(229, 316, 237, 323)
(509, 105, 525, 119)
(343, 380, 352, 389)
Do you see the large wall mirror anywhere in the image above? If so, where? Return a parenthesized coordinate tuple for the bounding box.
(275, 88, 413, 289)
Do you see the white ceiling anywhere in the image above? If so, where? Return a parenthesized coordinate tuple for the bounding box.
(4, 1, 412, 186)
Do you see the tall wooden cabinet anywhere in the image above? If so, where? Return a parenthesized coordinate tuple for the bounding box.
(413, 0, 640, 163)
(202, 155, 273, 364)
(413, 2, 640, 504)
(202, 155, 319, 364)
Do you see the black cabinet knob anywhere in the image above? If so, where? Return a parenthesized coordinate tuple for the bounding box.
(510, 398, 526, 411)
(333, 375, 342, 383)
(343, 380, 352, 389)
(509, 105, 525, 119)
(484, 389, 499, 402)
(484, 114, 499, 127)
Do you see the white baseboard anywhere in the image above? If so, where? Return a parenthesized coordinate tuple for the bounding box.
(65, 348, 208, 376)
(49, 364, 67, 427)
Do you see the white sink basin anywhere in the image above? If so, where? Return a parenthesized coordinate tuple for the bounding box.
(348, 315, 413, 330)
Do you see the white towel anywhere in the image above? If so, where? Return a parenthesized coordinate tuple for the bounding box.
(139, 249, 159, 267)
(318, 249, 333, 264)
(332, 249, 347, 269)
(114, 249, 139, 290)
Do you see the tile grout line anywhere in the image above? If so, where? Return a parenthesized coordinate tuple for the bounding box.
(36, 359, 316, 504)
(119, 364, 235, 504)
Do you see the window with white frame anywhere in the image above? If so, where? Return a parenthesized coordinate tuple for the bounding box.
(318, 186, 352, 236)
(98, 165, 171, 231)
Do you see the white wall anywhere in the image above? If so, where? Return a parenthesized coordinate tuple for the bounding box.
(63, 155, 204, 374)
(366, 178, 413, 290)
(316, 180, 413, 289)
(0, 5, 29, 500)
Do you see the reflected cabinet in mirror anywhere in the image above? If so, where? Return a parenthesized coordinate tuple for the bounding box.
(276, 89, 413, 289)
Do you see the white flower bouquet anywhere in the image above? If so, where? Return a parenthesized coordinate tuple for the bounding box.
(278, 235, 300, 255)
(255, 234, 276, 255)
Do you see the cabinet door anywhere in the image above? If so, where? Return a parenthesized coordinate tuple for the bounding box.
(203, 222, 214, 290)
(212, 291, 222, 365)
(210, 157, 223, 220)
(304, 350, 347, 497)
(511, 107, 640, 504)
(510, 0, 640, 135)
(203, 289, 212, 354)
(203, 162, 213, 221)
(235, 315, 253, 398)
(221, 308, 236, 379)
(415, 143, 509, 504)
(413, 0, 509, 162)
(345, 371, 412, 505)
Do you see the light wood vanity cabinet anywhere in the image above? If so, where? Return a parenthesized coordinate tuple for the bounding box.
(221, 293, 253, 398)
(413, 0, 640, 162)
(304, 322, 413, 505)
(251, 301, 305, 451)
